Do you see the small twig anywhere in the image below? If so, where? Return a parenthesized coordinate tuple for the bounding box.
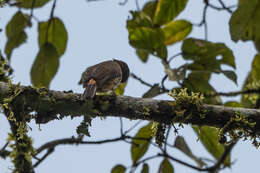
(164, 126, 171, 152)
(202, 3, 208, 40)
(33, 134, 155, 168)
(32, 155, 40, 161)
(28, 0, 36, 25)
(119, 118, 123, 135)
(87, 0, 104, 2)
(168, 52, 182, 63)
(200, 157, 215, 164)
(36, 135, 152, 155)
(131, 73, 169, 94)
(118, 0, 128, 6)
(33, 147, 54, 168)
(131, 73, 153, 88)
(161, 75, 169, 92)
(0, 142, 10, 159)
(204, 17, 208, 40)
(193, 0, 209, 40)
(162, 153, 206, 171)
(206, 88, 260, 97)
(133, 154, 160, 167)
(207, 3, 225, 10)
(122, 139, 136, 145)
(172, 124, 179, 134)
(50, 0, 57, 18)
(32, 15, 40, 22)
(0, 142, 9, 151)
(207, 140, 237, 172)
(131, 139, 236, 173)
(218, 0, 233, 14)
(36, 136, 123, 154)
(135, 0, 140, 11)
(45, 0, 57, 42)
(124, 120, 142, 134)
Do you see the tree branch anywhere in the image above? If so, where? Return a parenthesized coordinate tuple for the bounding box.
(206, 88, 260, 97)
(207, 140, 237, 172)
(0, 142, 10, 159)
(33, 147, 54, 168)
(1, 82, 260, 133)
(36, 136, 127, 154)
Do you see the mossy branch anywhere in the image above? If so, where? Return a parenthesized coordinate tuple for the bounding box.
(1, 81, 260, 134)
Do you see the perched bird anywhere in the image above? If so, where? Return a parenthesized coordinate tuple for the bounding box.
(79, 59, 130, 99)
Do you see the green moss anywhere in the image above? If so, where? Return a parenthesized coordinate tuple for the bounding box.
(151, 122, 159, 136)
(169, 88, 204, 107)
(219, 111, 259, 147)
(143, 106, 150, 116)
(169, 88, 204, 123)
(1, 80, 35, 172)
(244, 80, 260, 105)
(0, 53, 12, 82)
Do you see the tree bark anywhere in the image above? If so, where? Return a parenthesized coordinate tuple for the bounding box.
(1, 81, 260, 133)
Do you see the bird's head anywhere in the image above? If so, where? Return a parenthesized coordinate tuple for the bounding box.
(113, 59, 130, 83)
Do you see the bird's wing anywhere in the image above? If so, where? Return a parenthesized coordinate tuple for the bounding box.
(92, 61, 122, 87)
(80, 61, 122, 88)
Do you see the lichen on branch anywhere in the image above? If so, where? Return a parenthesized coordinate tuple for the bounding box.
(1, 81, 260, 136)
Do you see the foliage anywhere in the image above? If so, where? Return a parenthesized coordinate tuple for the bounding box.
(193, 126, 230, 167)
(4, 11, 29, 60)
(158, 158, 174, 173)
(131, 123, 153, 164)
(1, 0, 260, 172)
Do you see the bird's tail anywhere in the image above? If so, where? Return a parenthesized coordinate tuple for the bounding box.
(83, 78, 97, 99)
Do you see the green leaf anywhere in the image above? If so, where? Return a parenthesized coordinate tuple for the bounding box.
(141, 163, 149, 173)
(111, 164, 126, 173)
(182, 72, 212, 93)
(129, 27, 167, 59)
(174, 136, 205, 167)
(224, 101, 243, 108)
(6, 11, 29, 38)
(30, 43, 59, 88)
(222, 70, 237, 85)
(127, 11, 153, 32)
(241, 53, 260, 108)
(14, 0, 51, 9)
(241, 72, 255, 108)
(142, 1, 157, 20)
(183, 72, 222, 105)
(162, 20, 192, 45)
(193, 126, 231, 167)
(115, 82, 127, 96)
(136, 49, 149, 63)
(5, 11, 29, 60)
(154, 0, 188, 26)
(252, 53, 260, 79)
(5, 31, 27, 59)
(229, 0, 260, 43)
(254, 39, 260, 52)
(127, 11, 167, 60)
(142, 84, 161, 98)
(38, 17, 68, 56)
(182, 38, 236, 69)
(131, 123, 153, 164)
(158, 158, 174, 173)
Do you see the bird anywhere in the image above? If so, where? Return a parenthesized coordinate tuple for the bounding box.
(79, 59, 130, 99)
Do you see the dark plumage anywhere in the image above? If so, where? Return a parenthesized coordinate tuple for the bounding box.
(79, 59, 130, 99)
